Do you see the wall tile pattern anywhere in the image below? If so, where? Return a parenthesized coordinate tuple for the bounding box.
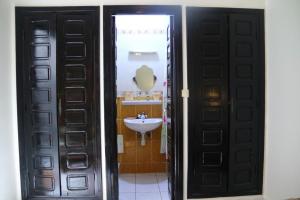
(116, 97, 167, 173)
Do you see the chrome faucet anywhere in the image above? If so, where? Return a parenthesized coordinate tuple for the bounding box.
(137, 112, 148, 119)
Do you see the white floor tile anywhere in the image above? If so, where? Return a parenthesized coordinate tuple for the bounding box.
(136, 192, 162, 200)
(135, 174, 159, 192)
(119, 192, 136, 200)
(119, 176, 135, 193)
(136, 174, 157, 184)
(160, 192, 170, 200)
(157, 176, 168, 192)
(136, 173, 156, 179)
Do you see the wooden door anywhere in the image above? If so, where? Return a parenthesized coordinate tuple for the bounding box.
(187, 8, 229, 198)
(16, 7, 101, 200)
(56, 11, 101, 197)
(187, 7, 264, 198)
(17, 12, 61, 197)
(228, 13, 264, 194)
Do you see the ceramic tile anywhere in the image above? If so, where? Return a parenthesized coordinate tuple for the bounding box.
(136, 163, 152, 173)
(117, 99, 122, 119)
(120, 163, 137, 173)
(152, 162, 167, 172)
(122, 146, 137, 163)
(137, 139, 152, 163)
(136, 192, 162, 200)
(118, 153, 123, 162)
(135, 174, 159, 192)
(118, 98, 166, 173)
(157, 176, 168, 192)
(116, 119, 122, 134)
(121, 105, 136, 118)
(136, 173, 156, 178)
(119, 176, 135, 193)
(152, 105, 162, 118)
(121, 122, 137, 141)
(151, 126, 162, 140)
(119, 192, 136, 200)
(151, 140, 165, 162)
(160, 192, 170, 200)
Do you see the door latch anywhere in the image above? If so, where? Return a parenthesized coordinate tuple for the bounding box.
(181, 89, 189, 98)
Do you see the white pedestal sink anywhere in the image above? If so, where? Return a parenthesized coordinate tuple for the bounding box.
(124, 118, 162, 145)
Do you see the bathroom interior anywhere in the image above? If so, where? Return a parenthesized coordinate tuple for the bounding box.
(115, 15, 171, 200)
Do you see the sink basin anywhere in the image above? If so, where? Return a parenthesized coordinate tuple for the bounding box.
(124, 118, 162, 133)
(124, 118, 162, 145)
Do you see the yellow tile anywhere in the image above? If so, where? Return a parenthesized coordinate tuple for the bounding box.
(121, 121, 137, 141)
(119, 163, 137, 173)
(122, 144, 137, 164)
(151, 125, 162, 140)
(116, 98, 120, 119)
(151, 162, 167, 173)
(152, 105, 162, 118)
(136, 163, 152, 173)
(121, 105, 136, 118)
(151, 139, 166, 163)
(137, 138, 152, 164)
(118, 153, 123, 162)
(116, 119, 122, 134)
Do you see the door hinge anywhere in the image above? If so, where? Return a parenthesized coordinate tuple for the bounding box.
(181, 89, 189, 98)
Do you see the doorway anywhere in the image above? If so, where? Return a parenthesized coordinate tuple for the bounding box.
(104, 6, 183, 200)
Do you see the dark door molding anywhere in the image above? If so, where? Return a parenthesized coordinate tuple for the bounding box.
(103, 5, 183, 200)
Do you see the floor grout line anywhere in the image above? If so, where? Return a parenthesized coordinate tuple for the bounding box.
(119, 173, 168, 200)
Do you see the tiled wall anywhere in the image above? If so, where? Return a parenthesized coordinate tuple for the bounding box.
(116, 97, 167, 173)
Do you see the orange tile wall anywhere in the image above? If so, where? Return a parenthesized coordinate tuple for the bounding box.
(116, 97, 167, 173)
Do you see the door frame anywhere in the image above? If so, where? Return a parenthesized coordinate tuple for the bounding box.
(103, 5, 183, 200)
(16, 6, 101, 199)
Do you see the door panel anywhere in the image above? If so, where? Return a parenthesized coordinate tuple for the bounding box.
(187, 7, 264, 198)
(228, 13, 262, 193)
(16, 7, 101, 200)
(187, 9, 229, 197)
(22, 13, 61, 197)
(57, 13, 97, 197)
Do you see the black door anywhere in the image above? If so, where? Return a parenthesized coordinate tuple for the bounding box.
(16, 7, 101, 200)
(187, 8, 264, 198)
(187, 9, 229, 197)
(228, 13, 264, 194)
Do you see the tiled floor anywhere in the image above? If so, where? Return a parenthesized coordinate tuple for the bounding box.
(119, 173, 169, 200)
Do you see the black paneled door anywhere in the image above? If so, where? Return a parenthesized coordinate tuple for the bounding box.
(187, 11, 229, 197)
(187, 8, 264, 198)
(16, 7, 101, 200)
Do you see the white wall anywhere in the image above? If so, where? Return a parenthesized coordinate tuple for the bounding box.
(0, 0, 21, 199)
(0, 0, 274, 200)
(116, 15, 169, 95)
(264, 0, 300, 199)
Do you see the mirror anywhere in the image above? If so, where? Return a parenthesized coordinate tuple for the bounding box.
(133, 65, 157, 92)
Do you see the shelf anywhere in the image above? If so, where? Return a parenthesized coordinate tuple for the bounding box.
(121, 100, 162, 105)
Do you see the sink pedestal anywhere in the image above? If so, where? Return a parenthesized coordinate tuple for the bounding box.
(123, 118, 162, 146)
(140, 132, 146, 146)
